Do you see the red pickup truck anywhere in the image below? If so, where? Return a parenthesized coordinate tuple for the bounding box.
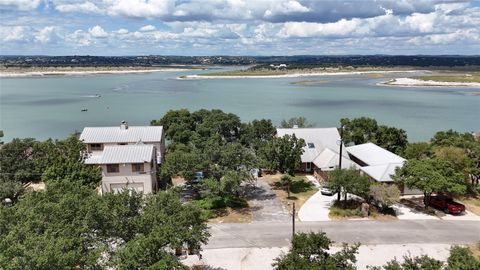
(427, 195, 465, 214)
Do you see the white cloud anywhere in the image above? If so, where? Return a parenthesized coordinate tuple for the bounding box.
(66, 29, 92, 46)
(105, 0, 175, 18)
(1, 26, 29, 42)
(116, 28, 129, 34)
(264, 0, 310, 18)
(139, 25, 156, 32)
(0, 0, 40, 11)
(56, 1, 102, 14)
(35, 26, 58, 43)
(88, 25, 108, 38)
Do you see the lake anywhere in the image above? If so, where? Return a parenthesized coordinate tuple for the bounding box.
(1, 68, 479, 142)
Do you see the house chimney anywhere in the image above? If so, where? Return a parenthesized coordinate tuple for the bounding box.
(293, 125, 298, 129)
(120, 120, 128, 130)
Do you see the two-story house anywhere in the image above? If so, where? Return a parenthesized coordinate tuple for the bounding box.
(80, 121, 165, 194)
(85, 144, 157, 193)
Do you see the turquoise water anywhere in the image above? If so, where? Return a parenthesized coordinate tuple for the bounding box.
(1, 69, 479, 142)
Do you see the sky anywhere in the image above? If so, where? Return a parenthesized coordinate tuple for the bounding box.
(0, 0, 479, 56)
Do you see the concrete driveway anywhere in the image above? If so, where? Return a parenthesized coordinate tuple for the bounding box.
(298, 190, 335, 221)
(393, 204, 439, 220)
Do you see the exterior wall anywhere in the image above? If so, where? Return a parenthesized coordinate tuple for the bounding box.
(100, 162, 156, 194)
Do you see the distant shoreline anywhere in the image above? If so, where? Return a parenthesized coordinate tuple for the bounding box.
(380, 78, 480, 88)
(179, 70, 422, 79)
(0, 67, 195, 77)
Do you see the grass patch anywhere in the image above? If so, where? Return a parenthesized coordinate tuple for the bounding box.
(329, 199, 397, 220)
(260, 174, 317, 218)
(330, 200, 363, 218)
(192, 195, 251, 223)
(468, 242, 480, 259)
(414, 73, 480, 83)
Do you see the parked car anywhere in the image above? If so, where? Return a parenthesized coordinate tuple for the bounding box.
(320, 186, 334, 196)
(191, 172, 204, 184)
(427, 195, 465, 214)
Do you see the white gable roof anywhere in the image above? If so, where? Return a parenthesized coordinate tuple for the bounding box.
(276, 127, 355, 169)
(346, 143, 406, 182)
(346, 143, 405, 166)
(313, 148, 359, 171)
(85, 145, 154, 164)
(360, 163, 403, 182)
(80, 126, 163, 143)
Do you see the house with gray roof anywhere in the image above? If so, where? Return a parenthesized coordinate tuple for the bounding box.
(276, 127, 357, 177)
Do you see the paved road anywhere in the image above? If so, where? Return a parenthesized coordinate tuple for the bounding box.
(246, 181, 290, 222)
(207, 220, 480, 249)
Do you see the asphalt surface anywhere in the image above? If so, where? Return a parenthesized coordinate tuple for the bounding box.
(246, 181, 290, 222)
(206, 220, 480, 249)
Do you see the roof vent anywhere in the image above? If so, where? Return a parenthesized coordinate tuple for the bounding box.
(120, 121, 128, 130)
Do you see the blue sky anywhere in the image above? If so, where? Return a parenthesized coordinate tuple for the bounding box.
(1, 0, 479, 55)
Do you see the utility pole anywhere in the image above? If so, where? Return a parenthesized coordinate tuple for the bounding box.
(292, 202, 296, 239)
(339, 124, 344, 169)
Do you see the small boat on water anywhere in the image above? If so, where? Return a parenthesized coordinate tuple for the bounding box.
(81, 109, 88, 112)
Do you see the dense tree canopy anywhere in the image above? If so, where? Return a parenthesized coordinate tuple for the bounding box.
(340, 117, 408, 154)
(280, 117, 314, 128)
(327, 168, 371, 202)
(273, 232, 359, 270)
(0, 180, 209, 269)
(258, 134, 305, 175)
(394, 159, 467, 198)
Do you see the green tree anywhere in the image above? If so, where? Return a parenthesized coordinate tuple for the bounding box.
(373, 255, 444, 270)
(431, 130, 475, 148)
(340, 117, 379, 145)
(281, 174, 293, 198)
(0, 178, 25, 203)
(0, 138, 39, 183)
(434, 146, 473, 174)
(446, 246, 480, 270)
(151, 109, 195, 144)
(262, 134, 305, 174)
(394, 159, 467, 206)
(340, 117, 408, 154)
(327, 168, 371, 202)
(369, 184, 401, 211)
(273, 232, 359, 270)
(0, 180, 104, 269)
(280, 117, 314, 128)
(42, 160, 102, 188)
(0, 180, 209, 269)
(403, 142, 432, 160)
(113, 192, 209, 269)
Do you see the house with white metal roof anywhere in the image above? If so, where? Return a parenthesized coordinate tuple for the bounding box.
(85, 144, 158, 194)
(80, 121, 165, 194)
(80, 121, 165, 164)
(346, 142, 405, 183)
(345, 142, 419, 194)
(276, 127, 357, 176)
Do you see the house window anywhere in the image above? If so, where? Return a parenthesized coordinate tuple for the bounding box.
(307, 143, 315, 149)
(106, 164, 119, 173)
(91, 143, 103, 151)
(132, 163, 144, 173)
